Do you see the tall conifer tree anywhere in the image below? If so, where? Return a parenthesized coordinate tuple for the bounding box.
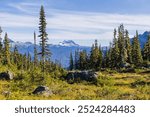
(132, 31, 143, 67)
(38, 5, 50, 78)
(143, 35, 150, 61)
(3, 33, 10, 65)
(69, 52, 74, 70)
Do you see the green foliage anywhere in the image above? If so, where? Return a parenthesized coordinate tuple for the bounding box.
(69, 52, 74, 70)
(3, 33, 10, 65)
(38, 5, 51, 78)
(132, 31, 143, 67)
(95, 74, 115, 87)
(143, 35, 150, 61)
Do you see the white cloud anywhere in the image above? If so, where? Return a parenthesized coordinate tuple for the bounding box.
(1, 3, 150, 46)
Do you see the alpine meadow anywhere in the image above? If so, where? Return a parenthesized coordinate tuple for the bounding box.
(0, 3, 150, 100)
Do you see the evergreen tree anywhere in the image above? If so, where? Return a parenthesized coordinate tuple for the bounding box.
(90, 40, 102, 70)
(132, 31, 143, 67)
(69, 52, 74, 70)
(79, 50, 88, 70)
(125, 30, 132, 63)
(117, 24, 127, 66)
(108, 42, 113, 68)
(143, 35, 150, 61)
(74, 50, 79, 69)
(98, 45, 103, 69)
(111, 29, 120, 68)
(3, 33, 10, 65)
(34, 32, 38, 67)
(38, 5, 50, 78)
(13, 45, 19, 65)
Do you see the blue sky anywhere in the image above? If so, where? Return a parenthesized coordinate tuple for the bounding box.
(0, 0, 150, 46)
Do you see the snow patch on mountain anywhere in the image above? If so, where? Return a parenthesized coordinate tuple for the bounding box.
(58, 40, 79, 47)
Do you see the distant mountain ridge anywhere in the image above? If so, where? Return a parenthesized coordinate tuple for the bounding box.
(9, 40, 90, 68)
(4, 31, 150, 68)
(131, 31, 150, 48)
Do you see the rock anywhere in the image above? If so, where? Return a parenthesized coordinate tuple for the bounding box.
(2, 91, 11, 97)
(0, 71, 13, 80)
(66, 71, 98, 83)
(121, 62, 131, 68)
(32, 86, 53, 97)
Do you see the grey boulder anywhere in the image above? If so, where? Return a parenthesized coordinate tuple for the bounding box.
(32, 86, 53, 97)
(0, 71, 13, 80)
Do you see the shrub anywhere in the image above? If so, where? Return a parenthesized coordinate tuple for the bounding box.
(95, 75, 114, 86)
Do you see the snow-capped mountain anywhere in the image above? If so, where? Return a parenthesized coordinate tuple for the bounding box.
(58, 40, 79, 47)
(6, 31, 149, 68)
(9, 40, 90, 68)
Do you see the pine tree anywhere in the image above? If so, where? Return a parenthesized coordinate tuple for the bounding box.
(38, 5, 50, 78)
(111, 29, 120, 68)
(117, 24, 127, 67)
(90, 40, 102, 70)
(34, 32, 38, 67)
(13, 45, 19, 65)
(107, 42, 113, 68)
(98, 45, 103, 69)
(74, 50, 79, 70)
(79, 50, 88, 70)
(102, 47, 109, 68)
(69, 52, 74, 70)
(132, 31, 143, 67)
(3, 33, 10, 65)
(125, 30, 132, 63)
(143, 35, 150, 61)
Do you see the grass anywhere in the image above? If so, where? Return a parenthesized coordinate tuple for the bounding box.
(0, 66, 150, 100)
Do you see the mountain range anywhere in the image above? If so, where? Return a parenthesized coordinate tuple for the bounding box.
(8, 31, 150, 68)
(9, 40, 91, 68)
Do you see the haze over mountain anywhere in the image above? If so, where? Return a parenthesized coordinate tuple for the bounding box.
(8, 31, 149, 68)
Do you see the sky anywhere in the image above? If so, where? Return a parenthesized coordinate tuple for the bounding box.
(0, 0, 150, 46)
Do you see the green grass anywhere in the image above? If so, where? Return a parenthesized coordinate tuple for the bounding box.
(0, 66, 150, 100)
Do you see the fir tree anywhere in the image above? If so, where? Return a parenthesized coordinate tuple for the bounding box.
(132, 31, 143, 67)
(38, 5, 50, 78)
(90, 40, 102, 70)
(13, 45, 19, 65)
(69, 52, 74, 70)
(117, 24, 127, 67)
(74, 50, 79, 70)
(3, 33, 10, 65)
(111, 29, 120, 68)
(98, 45, 103, 69)
(125, 30, 132, 63)
(79, 50, 88, 70)
(143, 35, 150, 61)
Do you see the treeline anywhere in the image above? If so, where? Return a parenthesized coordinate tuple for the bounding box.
(69, 24, 150, 71)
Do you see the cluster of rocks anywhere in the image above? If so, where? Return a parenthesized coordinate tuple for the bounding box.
(65, 71, 98, 83)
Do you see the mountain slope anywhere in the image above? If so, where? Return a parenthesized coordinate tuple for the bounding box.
(131, 31, 150, 48)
